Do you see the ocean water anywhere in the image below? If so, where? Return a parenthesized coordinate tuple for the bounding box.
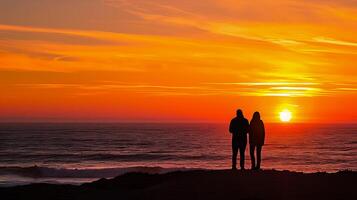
(0, 123, 356, 186)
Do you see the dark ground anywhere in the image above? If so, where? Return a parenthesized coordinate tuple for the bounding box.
(0, 170, 356, 200)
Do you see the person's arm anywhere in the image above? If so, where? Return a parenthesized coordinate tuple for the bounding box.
(245, 119, 250, 134)
(262, 121, 265, 144)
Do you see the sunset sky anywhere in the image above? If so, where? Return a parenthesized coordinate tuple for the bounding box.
(1, 0, 357, 123)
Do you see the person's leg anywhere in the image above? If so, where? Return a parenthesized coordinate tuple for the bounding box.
(239, 141, 247, 170)
(256, 145, 262, 169)
(250, 145, 256, 170)
(232, 139, 238, 170)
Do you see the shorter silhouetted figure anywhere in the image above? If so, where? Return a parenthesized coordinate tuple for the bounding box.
(229, 109, 249, 170)
(249, 112, 265, 170)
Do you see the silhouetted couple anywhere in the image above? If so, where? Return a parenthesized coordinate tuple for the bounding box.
(229, 109, 265, 170)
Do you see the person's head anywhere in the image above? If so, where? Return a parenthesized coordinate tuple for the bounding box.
(236, 109, 244, 118)
(252, 111, 261, 121)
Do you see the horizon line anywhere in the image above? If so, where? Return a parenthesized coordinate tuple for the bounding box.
(0, 121, 356, 125)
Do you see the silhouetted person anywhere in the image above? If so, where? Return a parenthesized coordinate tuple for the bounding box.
(229, 109, 249, 170)
(249, 112, 265, 170)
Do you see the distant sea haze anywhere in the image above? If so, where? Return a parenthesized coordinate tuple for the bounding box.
(0, 123, 356, 186)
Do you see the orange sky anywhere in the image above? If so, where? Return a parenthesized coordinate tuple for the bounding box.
(0, 0, 357, 123)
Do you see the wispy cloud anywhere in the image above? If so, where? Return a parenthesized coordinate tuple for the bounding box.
(17, 80, 354, 98)
(206, 82, 319, 86)
(314, 37, 357, 47)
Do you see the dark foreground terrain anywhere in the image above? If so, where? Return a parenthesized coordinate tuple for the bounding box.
(1, 170, 356, 200)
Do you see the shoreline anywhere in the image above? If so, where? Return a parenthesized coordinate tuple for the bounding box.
(0, 165, 355, 187)
(1, 169, 356, 200)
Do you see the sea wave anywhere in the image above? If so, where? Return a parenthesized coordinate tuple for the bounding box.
(0, 153, 225, 162)
(0, 166, 200, 179)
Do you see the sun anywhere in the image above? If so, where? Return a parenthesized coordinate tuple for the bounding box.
(279, 109, 292, 122)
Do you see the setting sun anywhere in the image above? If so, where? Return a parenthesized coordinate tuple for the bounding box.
(280, 109, 292, 122)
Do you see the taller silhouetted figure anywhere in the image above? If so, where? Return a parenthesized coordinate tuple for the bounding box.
(249, 111, 265, 170)
(229, 109, 249, 170)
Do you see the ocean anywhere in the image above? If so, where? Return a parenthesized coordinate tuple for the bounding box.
(0, 123, 356, 186)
